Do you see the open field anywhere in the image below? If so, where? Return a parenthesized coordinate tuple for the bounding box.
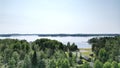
(79, 48, 92, 57)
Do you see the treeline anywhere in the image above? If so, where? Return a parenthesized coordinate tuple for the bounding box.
(88, 36, 120, 68)
(0, 38, 81, 68)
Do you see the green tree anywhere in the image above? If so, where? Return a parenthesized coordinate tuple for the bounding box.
(31, 51, 37, 67)
(94, 60, 103, 68)
(118, 63, 120, 68)
(12, 51, 20, 65)
(24, 54, 31, 68)
(38, 59, 46, 68)
(3, 48, 12, 63)
(69, 51, 73, 57)
(45, 48, 54, 58)
(62, 59, 70, 68)
(98, 48, 107, 62)
(8, 57, 16, 68)
(17, 60, 24, 68)
(67, 42, 70, 51)
(57, 58, 70, 68)
(103, 62, 111, 68)
(111, 61, 118, 68)
(70, 43, 78, 51)
(49, 59, 56, 68)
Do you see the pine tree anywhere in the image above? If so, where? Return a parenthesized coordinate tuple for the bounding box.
(31, 51, 37, 67)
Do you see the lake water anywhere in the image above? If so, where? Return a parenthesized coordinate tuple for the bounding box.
(0, 36, 94, 48)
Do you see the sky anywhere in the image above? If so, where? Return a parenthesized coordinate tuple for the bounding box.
(0, 0, 120, 34)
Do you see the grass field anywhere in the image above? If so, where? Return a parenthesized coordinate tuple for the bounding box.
(79, 48, 92, 57)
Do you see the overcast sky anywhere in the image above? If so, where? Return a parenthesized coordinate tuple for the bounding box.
(0, 0, 120, 34)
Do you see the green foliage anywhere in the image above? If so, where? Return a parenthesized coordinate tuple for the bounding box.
(98, 48, 107, 63)
(17, 60, 24, 68)
(67, 42, 78, 51)
(56, 58, 70, 68)
(49, 59, 56, 68)
(38, 59, 46, 68)
(82, 62, 91, 68)
(8, 57, 16, 68)
(0, 37, 119, 68)
(31, 51, 37, 66)
(44, 48, 54, 58)
(118, 63, 120, 68)
(12, 51, 20, 65)
(24, 54, 31, 68)
(103, 62, 111, 68)
(111, 61, 118, 68)
(89, 36, 120, 63)
(94, 60, 103, 68)
(34, 38, 64, 50)
(0, 38, 79, 68)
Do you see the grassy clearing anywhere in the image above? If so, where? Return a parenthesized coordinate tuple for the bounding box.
(79, 48, 92, 57)
(79, 48, 91, 51)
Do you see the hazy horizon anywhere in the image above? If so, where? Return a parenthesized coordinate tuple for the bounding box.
(0, 0, 120, 34)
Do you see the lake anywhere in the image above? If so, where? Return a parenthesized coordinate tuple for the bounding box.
(0, 36, 94, 48)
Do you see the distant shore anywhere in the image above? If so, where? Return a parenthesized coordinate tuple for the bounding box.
(0, 34, 119, 37)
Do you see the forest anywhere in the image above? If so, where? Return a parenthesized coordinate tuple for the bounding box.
(0, 36, 120, 68)
(88, 36, 120, 68)
(0, 38, 78, 68)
